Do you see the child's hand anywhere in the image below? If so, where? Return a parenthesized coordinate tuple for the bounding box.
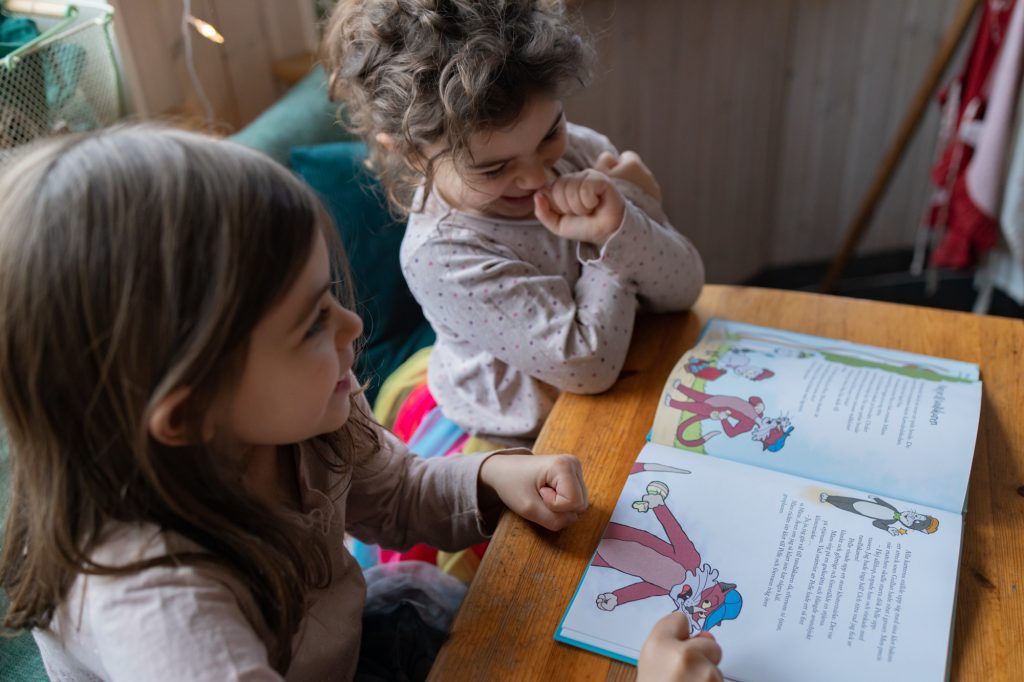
(638, 613, 723, 682)
(595, 150, 663, 204)
(534, 170, 625, 247)
(479, 453, 588, 531)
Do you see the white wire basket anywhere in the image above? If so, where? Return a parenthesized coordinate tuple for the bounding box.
(0, 1, 123, 160)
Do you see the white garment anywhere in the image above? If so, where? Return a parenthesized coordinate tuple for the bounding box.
(975, 0, 1024, 308)
(32, 421, 505, 682)
(401, 123, 705, 444)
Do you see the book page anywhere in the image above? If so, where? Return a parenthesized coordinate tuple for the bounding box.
(649, 319, 982, 513)
(556, 442, 963, 682)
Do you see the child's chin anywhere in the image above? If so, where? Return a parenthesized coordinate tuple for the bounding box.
(321, 399, 352, 433)
(501, 204, 536, 219)
(482, 198, 535, 219)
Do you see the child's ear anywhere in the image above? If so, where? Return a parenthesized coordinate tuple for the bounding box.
(148, 386, 205, 446)
(376, 132, 431, 174)
(375, 132, 397, 151)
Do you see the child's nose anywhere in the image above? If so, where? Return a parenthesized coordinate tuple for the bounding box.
(334, 305, 363, 348)
(516, 158, 548, 191)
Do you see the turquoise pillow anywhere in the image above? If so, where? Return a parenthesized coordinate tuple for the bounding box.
(0, 593, 46, 681)
(0, 437, 48, 681)
(289, 142, 434, 402)
(0, 16, 39, 58)
(230, 66, 354, 166)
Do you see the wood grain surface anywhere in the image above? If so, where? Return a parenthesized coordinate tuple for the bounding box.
(429, 285, 1024, 681)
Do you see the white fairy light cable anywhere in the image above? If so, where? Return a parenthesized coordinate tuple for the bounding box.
(181, 0, 216, 124)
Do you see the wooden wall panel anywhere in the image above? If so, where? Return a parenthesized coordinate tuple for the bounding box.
(868, 0, 968, 254)
(110, 0, 317, 129)
(110, 0, 965, 281)
(772, 0, 867, 266)
(209, 1, 278, 125)
(773, 0, 965, 264)
(568, 0, 794, 283)
(566, 0, 964, 282)
(108, 0, 182, 116)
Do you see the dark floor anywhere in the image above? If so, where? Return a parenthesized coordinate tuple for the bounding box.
(743, 249, 1024, 320)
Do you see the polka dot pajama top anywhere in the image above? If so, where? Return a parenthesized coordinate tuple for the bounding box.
(400, 123, 705, 445)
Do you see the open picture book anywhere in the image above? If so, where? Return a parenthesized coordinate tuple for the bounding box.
(556, 319, 982, 681)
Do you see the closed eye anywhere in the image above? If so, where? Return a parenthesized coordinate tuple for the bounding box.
(480, 163, 507, 179)
(304, 307, 330, 339)
(476, 115, 564, 179)
(542, 116, 565, 142)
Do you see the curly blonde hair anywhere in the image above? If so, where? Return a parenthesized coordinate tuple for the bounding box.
(323, 0, 593, 211)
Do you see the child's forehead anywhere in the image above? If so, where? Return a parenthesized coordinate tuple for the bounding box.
(291, 232, 331, 294)
(464, 95, 564, 162)
(260, 232, 330, 331)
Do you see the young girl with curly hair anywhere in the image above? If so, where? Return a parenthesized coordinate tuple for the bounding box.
(324, 0, 705, 448)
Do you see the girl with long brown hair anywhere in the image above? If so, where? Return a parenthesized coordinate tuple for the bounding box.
(0, 125, 588, 680)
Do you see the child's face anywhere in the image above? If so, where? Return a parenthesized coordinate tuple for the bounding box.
(429, 94, 568, 220)
(212, 230, 363, 448)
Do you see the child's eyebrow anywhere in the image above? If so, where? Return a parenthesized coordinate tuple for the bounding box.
(293, 281, 332, 331)
(468, 108, 565, 170)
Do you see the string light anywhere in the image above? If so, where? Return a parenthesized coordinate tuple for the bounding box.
(186, 15, 225, 44)
(181, 0, 217, 123)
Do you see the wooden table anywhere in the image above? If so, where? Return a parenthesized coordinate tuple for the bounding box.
(429, 284, 1024, 681)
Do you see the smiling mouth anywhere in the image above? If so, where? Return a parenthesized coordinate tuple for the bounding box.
(502, 193, 535, 203)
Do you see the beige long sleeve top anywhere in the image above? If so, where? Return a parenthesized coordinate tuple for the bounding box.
(401, 123, 705, 445)
(33, 420, 505, 682)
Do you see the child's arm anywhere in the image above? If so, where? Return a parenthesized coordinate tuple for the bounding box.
(476, 451, 588, 531)
(345, 420, 584, 547)
(344, 427, 495, 551)
(550, 125, 704, 314)
(404, 235, 637, 394)
(595, 150, 662, 205)
(638, 613, 724, 682)
(535, 170, 704, 314)
(565, 125, 665, 218)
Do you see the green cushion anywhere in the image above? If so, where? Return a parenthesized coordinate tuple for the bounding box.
(0, 437, 47, 681)
(0, 595, 46, 681)
(289, 142, 434, 403)
(229, 66, 354, 166)
(0, 16, 40, 58)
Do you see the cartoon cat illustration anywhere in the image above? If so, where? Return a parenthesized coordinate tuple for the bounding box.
(719, 348, 774, 381)
(664, 380, 793, 452)
(819, 493, 939, 536)
(751, 415, 794, 453)
(593, 480, 742, 636)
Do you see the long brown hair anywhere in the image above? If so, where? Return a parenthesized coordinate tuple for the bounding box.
(323, 0, 594, 211)
(0, 125, 378, 671)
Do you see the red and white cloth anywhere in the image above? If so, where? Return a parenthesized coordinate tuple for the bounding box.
(922, 0, 1023, 270)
